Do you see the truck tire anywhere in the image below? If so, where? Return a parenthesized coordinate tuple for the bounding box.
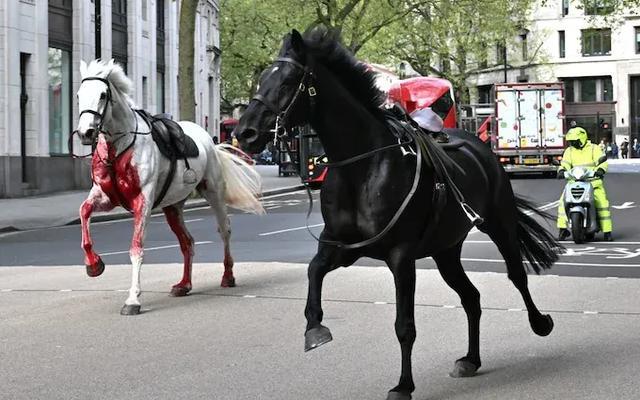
(571, 213, 585, 244)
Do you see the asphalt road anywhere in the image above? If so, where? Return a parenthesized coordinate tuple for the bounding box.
(1, 173, 639, 278)
(2, 173, 640, 400)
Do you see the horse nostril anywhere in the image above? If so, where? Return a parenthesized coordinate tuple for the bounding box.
(240, 128, 258, 143)
(85, 128, 96, 138)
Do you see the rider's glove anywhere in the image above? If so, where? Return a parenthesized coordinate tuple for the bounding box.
(595, 168, 605, 178)
(557, 170, 565, 179)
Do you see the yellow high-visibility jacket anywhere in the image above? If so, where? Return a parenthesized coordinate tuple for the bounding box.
(559, 141, 608, 173)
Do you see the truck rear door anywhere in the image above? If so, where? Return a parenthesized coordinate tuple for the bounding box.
(496, 89, 519, 149)
(539, 88, 565, 148)
(518, 89, 541, 148)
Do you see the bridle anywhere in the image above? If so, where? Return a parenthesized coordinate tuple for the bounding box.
(250, 56, 317, 143)
(70, 77, 145, 159)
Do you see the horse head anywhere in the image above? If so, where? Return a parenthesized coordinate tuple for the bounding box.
(236, 29, 314, 154)
(75, 59, 132, 145)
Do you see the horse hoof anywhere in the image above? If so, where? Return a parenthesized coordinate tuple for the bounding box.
(120, 304, 141, 316)
(387, 391, 411, 400)
(304, 325, 333, 352)
(170, 285, 191, 297)
(531, 314, 554, 337)
(220, 276, 236, 288)
(450, 358, 480, 378)
(86, 257, 105, 278)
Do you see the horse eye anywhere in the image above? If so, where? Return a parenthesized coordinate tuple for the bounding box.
(100, 93, 106, 100)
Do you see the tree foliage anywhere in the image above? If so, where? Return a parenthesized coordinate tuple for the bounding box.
(178, 0, 198, 121)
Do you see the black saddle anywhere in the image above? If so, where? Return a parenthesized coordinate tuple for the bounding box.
(135, 110, 199, 159)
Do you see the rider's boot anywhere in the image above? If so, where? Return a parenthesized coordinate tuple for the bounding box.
(558, 228, 570, 241)
(604, 232, 613, 241)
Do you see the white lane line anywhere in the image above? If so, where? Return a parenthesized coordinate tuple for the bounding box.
(243, 295, 257, 298)
(259, 223, 325, 236)
(101, 240, 214, 256)
(373, 301, 387, 305)
(265, 206, 282, 210)
(442, 305, 456, 309)
(459, 257, 640, 268)
(1, 289, 13, 292)
(59, 289, 72, 292)
(584, 311, 599, 315)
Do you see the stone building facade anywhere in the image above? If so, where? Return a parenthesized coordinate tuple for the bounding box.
(0, 0, 220, 197)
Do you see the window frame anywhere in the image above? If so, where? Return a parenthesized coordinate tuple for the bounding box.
(559, 30, 566, 58)
(581, 28, 612, 57)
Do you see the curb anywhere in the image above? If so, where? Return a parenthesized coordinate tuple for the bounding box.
(1, 184, 306, 233)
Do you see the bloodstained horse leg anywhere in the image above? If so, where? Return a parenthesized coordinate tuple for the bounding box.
(80, 186, 114, 278)
(433, 240, 482, 378)
(386, 245, 416, 400)
(121, 193, 151, 316)
(163, 204, 194, 297)
(304, 240, 341, 352)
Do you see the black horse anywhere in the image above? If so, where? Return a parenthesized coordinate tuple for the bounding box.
(237, 28, 562, 400)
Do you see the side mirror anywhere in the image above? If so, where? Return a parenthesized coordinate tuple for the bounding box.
(598, 155, 608, 165)
(551, 158, 561, 166)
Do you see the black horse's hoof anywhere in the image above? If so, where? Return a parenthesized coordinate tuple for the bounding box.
(120, 304, 141, 316)
(530, 313, 554, 337)
(450, 358, 480, 378)
(387, 391, 411, 400)
(304, 325, 333, 352)
(86, 257, 105, 277)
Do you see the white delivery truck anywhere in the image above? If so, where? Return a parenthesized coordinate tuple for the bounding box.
(494, 82, 566, 174)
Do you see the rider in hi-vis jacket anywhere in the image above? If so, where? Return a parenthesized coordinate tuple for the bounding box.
(557, 127, 613, 241)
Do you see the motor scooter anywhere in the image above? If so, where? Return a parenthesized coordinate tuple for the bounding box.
(561, 162, 605, 244)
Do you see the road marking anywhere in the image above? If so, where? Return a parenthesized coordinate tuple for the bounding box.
(459, 257, 640, 268)
(508, 308, 523, 312)
(59, 289, 72, 292)
(243, 295, 257, 298)
(1, 289, 13, 292)
(442, 305, 456, 309)
(373, 301, 387, 305)
(583, 311, 599, 315)
(101, 241, 214, 256)
(259, 223, 325, 236)
(612, 201, 636, 210)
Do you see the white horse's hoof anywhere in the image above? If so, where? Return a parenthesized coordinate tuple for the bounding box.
(120, 304, 141, 316)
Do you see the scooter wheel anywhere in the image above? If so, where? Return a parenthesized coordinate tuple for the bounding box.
(570, 213, 585, 244)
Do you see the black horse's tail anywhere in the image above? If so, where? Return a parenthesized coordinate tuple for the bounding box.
(515, 196, 564, 274)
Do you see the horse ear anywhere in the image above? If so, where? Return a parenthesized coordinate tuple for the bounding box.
(107, 59, 115, 68)
(291, 29, 305, 55)
(80, 60, 88, 78)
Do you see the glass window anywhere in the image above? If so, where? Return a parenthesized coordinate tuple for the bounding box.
(580, 79, 597, 101)
(635, 27, 640, 54)
(156, 71, 165, 113)
(582, 29, 612, 56)
(584, 0, 614, 15)
(496, 42, 506, 64)
(48, 48, 71, 155)
(564, 79, 575, 102)
(602, 77, 613, 101)
(562, 0, 569, 16)
(559, 31, 566, 58)
(142, 76, 148, 109)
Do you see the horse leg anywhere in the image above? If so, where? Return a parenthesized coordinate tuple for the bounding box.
(432, 240, 482, 378)
(199, 184, 235, 287)
(163, 204, 194, 297)
(304, 242, 341, 351)
(485, 221, 554, 336)
(385, 246, 416, 400)
(79, 186, 114, 277)
(121, 193, 151, 316)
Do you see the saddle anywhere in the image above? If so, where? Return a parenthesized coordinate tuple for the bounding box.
(388, 105, 450, 144)
(134, 109, 201, 209)
(135, 110, 199, 159)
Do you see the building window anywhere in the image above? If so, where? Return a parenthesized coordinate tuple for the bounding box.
(478, 43, 488, 69)
(580, 79, 597, 101)
(603, 78, 613, 101)
(559, 31, 566, 58)
(142, 76, 148, 109)
(496, 42, 506, 65)
(142, 0, 147, 21)
(48, 48, 71, 155)
(635, 27, 640, 54)
(520, 32, 528, 60)
(562, 0, 569, 16)
(581, 29, 611, 56)
(563, 77, 613, 102)
(156, 72, 165, 113)
(584, 0, 614, 15)
(477, 85, 493, 104)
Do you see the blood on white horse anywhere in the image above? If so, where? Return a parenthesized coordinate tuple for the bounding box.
(75, 59, 264, 315)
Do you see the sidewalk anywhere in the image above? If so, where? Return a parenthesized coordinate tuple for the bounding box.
(0, 165, 304, 232)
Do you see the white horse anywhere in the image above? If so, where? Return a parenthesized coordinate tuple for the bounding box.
(75, 59, 264, 315)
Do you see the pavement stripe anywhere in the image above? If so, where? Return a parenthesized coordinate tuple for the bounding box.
(1, 289, 638, 317)
(101, 241, 214, 256)
(259, 223, 324, 236)
(459, 257, 640, 268)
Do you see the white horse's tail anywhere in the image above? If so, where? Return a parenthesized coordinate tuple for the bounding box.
(214, 144, 265, 215)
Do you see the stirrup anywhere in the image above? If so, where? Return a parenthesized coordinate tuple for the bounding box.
(461, 202, 484, 226)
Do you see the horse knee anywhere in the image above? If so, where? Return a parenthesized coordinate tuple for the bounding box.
(394, 321, 416, 344)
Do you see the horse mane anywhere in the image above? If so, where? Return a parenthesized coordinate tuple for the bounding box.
(302, 27, 386, 115)
(84, 59, 136, 106)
